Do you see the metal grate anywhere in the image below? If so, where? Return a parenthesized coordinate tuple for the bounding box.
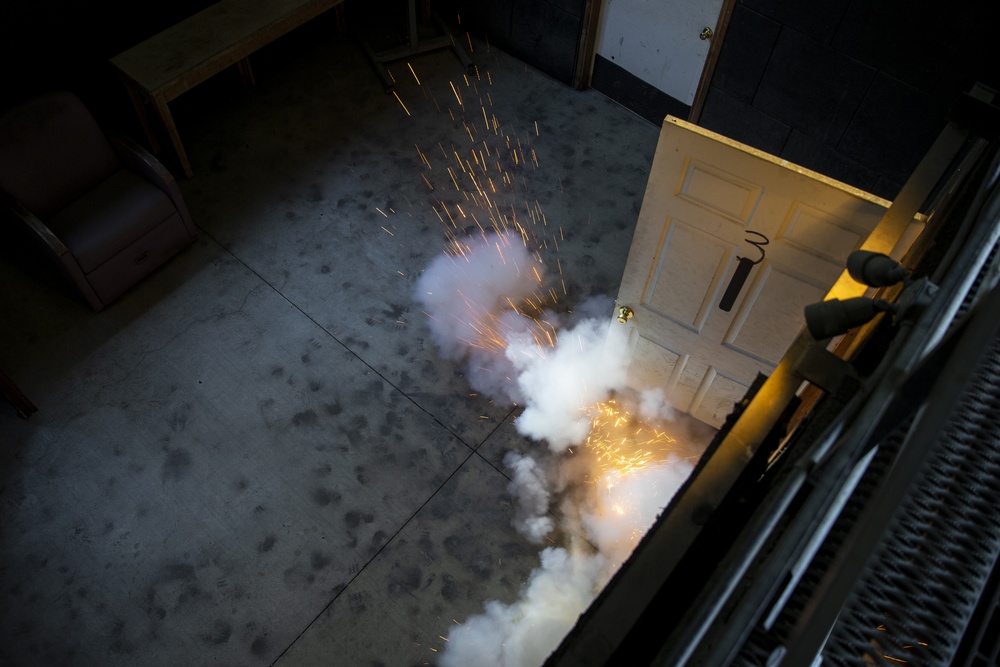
(733, 419, 910, 665)
(735, 244, 1000, 666)
(952, 549, 1000, 666)
(822, 332, 1000, 665)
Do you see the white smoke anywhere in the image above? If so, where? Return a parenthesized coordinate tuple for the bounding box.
(440, 456, 693, 667)
(579, 457, 695, 565)
(504, 451, 554, 543)
(415, 232, 542, 404)
(638, 386, 677, 423)
(417, 231, 695, 666)
(438, 545, 608, 667)
(507, 317, 630, 451)
(415, 231, 633, 451)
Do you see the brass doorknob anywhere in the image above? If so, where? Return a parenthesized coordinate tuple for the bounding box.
(700, 27, 713, 40)
(617, 306, 634, 324)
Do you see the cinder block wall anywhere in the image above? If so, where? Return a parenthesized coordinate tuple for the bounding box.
(700, 0, 1000, 200)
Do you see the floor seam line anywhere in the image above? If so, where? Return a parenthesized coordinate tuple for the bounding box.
(269, 446, 479, 666)
(194, 224, 486, 451)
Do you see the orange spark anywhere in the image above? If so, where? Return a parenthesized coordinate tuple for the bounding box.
(392, 90, 410, 116)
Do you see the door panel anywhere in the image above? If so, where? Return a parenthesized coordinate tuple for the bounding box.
(721, 263, 827, 366)
(692, 369, 747, 425)
(678, 160, 762, 222)
(643, 218, 736, 332)
(615, 116, 921, 427)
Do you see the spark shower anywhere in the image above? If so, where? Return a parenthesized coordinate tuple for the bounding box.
(379, 41, 698, 666)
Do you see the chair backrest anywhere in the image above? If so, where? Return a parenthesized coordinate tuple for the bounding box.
(0, 91, 122, 219)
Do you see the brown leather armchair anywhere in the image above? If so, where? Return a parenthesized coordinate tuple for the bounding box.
(0, 91, 197, 311)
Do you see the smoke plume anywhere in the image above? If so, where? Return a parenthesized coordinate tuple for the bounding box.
(504, 451, 554, 544)
(415, 232, 540, 404)
(438, 455, 693, 667)
(415, 231, 632, 449)
(416, 230, 695, 667)
(438, 544, 608, 667)
(506, 316, 630, 451)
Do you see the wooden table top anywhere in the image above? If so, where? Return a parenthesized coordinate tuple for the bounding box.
(110, 0, 344, 101)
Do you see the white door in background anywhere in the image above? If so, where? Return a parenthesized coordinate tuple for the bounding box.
(615, 116, 921, 428)
(595, 0, 726, 105)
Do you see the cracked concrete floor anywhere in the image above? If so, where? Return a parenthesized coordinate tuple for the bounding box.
(0, 21, 661, 667)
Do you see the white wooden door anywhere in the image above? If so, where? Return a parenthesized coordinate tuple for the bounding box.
(595, 0, 726, 105)
(615, 116, 919, 427)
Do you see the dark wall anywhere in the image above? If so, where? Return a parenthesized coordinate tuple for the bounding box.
(700, 0, 1000, 200)
(5, 0, 995, 203)
(1, 0, 216, 129)
(438, 0, 589, 86)
(1, 0, 586, 128)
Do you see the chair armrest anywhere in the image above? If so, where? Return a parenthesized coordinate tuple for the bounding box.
(108, 133, 196, 235)
(0, 188, 104, 310)
(109, 132, 174, 185)
(0, 189, 71, 257)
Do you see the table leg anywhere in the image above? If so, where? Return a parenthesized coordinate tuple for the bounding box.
(151, 95, 194, 179)
(123, 79, 161, 154)
(238, 57, 256, 87)
(361, 0, 473, 90)
(0, 369, 37, 419)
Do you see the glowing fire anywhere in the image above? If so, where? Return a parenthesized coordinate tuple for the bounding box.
(580, 398, 686, 545)
(584, 398, 677, 476)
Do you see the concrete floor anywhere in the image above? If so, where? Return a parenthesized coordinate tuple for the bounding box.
(0, 24, 668, 667)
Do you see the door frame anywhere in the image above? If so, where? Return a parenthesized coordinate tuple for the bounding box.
(687, 0, 737, 123)
(573, 0, 605, 89)
(577, 0, 736, 104)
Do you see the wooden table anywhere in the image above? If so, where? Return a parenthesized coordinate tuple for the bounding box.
(111, 0, 345, 178)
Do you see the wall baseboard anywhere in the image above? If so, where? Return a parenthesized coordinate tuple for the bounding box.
(590, 54, 691, 125)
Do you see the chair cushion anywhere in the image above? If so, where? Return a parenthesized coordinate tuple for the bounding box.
(48, 169, 179, 273)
